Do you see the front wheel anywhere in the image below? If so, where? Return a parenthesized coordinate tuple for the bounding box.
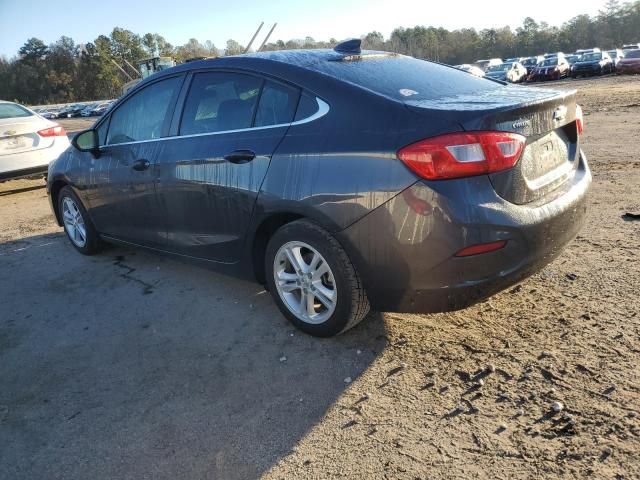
(58, 186, 103, 255)
(265, 219, 370, 337)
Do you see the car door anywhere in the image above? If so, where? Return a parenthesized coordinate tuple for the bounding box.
(86, 75, 184, 247)
(155, 71, 300, 262)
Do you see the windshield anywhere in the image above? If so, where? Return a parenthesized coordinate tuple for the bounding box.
(0, 103, 33, 120)
(625, 50, 640, 59)
(488, 64, 510, 72)
(541, 58, 559, 66)
(522, 58, 537, 66)
(581, 53, 602, 62)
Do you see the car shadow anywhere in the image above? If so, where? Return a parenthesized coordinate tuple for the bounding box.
(0, 232, 388, 479)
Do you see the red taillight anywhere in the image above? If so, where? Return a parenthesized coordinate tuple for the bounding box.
(397, 131, 526, 180)
(575, 105, 584, 136)
(37, 125, 66, 137)
(455, 240, 507, 257)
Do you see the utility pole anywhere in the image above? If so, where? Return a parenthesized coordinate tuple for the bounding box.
(244, 22, 264, 53)
(257, 23, 278, 51)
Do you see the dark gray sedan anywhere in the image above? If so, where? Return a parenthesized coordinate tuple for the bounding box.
(47, 40, 591, 336)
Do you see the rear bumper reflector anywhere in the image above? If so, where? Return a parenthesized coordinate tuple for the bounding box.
(454, 240, 508, 257)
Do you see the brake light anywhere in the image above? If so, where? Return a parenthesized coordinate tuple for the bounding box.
(575, 105, 584, 135)
(37, 125, 66, 137)
(397, 131, 526, 180)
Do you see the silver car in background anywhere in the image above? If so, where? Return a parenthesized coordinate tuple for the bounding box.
(0, 101, 70, 181)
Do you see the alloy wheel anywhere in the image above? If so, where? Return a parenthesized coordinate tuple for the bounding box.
(62, 197, 87, 248)
(273, 241, 337, 324)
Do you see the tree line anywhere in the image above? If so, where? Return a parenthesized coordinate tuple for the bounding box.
(0, 0, 638, 105)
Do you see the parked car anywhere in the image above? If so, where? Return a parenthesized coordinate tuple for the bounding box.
(57, 104, 85, 118)
(527, 56, 571, 81)
(504, 57, 526, 63)
(47, 41, 590, 337)
(0, 101, 70, 181)
(616, 49, 640, 74)
(485, 62, 528, 83)
(473, 58, 503, 71)
(454, 64, 485, 77)
(80, 103, 98, 117)
(521, 56, 544, 75)
(571, 51, 614, 77)
(90, 102, 113, 116)
(38, 109, 59, 120)
(607, 49, 625, 70)
(544, 52, 565, 59)
(622, 43, 640, 51)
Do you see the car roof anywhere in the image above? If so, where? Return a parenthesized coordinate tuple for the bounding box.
(126, 48, 399, 98)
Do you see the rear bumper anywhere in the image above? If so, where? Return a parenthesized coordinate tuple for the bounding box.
(338, 152, 591, 313)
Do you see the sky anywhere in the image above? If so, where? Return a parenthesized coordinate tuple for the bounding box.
(0, 0, 608, 58)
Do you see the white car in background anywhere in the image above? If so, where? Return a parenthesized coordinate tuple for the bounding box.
(0, 101, 70, 181)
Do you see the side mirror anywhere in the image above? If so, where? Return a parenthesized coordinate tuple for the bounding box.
(72, 129, 100, 158)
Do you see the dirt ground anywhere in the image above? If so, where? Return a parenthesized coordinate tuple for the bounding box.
(1, 75, 639, 480)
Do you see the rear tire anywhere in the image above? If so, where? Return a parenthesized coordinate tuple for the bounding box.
(58, 186, 102, 255)
(265, 219, 370, 337)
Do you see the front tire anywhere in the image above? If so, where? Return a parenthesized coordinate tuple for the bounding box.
(58, 186, 102, 255)
(265, 219, 370, 337)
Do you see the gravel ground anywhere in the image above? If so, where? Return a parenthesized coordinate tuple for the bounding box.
(1, 75, 639, 480)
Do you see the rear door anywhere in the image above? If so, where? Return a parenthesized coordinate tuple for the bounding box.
(87, 75, 184, 246)
(156, 71, 300, 262)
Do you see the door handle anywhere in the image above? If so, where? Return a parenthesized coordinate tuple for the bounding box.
(132, 159, 150, 171)
(224, 150, 256, 164)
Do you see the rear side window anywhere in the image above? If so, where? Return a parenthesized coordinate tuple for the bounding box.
(107, 76, 181, 145)
(180, 72, 262, 135)
(254, 81, 299, 127)
(307, 55, 501, 103)
(0, 103, 33, 120)
(294, 93, 319, 121)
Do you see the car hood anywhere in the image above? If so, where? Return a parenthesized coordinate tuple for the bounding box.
(574, 60, 601, 66)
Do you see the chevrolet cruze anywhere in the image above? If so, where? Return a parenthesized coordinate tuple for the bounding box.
(47, 40, 591, 337)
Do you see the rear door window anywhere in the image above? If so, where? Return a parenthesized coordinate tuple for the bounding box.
(254, 81, 299, 127)
(294, 93, 319, 121)
(107, 76, 181, 145)
(180, 72, 262, 135)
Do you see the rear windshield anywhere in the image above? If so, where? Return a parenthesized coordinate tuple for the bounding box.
(0, 103, 33, 120)
(625, 50, 640, 59)
(541, 58, 559, 66)
(307, 54, 501, 102)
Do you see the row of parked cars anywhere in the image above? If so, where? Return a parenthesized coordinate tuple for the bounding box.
(455, 43, 640, 82)
(32, 100, 115, 120)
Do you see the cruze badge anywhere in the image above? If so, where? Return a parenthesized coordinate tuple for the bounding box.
(512, 119, 531, 130)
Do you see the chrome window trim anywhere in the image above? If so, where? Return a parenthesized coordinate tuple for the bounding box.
(98, 97, 329, 150)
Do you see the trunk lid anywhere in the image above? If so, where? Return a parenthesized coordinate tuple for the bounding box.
(406, 85, 581, 205)
(0, 118, 54, 156)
